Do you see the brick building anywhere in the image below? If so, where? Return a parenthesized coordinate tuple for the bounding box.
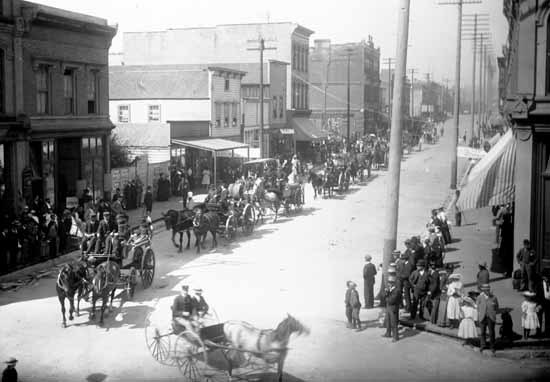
(0, 0, 116, 214)
(309, 37, 381, 138)
(117, 22, 314, 157)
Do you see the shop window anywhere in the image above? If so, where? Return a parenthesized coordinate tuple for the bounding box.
(148, 104, 161, 122)
(88, 71, 98, 114)
(36, 65, 50, 114)
(63, 68, 75, 115)
(118, 104, 130, 123)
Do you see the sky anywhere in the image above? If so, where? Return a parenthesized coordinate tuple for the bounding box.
(35, 0, 508, 89)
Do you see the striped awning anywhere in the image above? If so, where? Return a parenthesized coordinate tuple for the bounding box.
(457, 130, 516, 211)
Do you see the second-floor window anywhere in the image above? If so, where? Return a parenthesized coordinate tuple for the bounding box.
(232, 103, 239, 126)
(118, 105, 130, 123)
(215, 102, 222, 128)
(88, 71, 98, 114)
(224, 103, 230, 127)
(279, 96, 284, 119)
(273, 97, 277, 119)
(148, 104, 161, 122)
(36, 65, 50, 114)
(224, 79, 230, 91)
(63, 68, 75, 115)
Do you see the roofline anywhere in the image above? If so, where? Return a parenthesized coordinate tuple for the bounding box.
(22, 1, 109, 26)
(294, 24, 315, 37)
(110, 98, 211, 101)
(268, 59, 290, 66)
(124, 22, 314, 36)
(207, 66, 247, 76)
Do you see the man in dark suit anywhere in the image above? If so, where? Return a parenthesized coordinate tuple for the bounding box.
(428, 261, 441, 323)
(476, 283, 499, 354)
(409, 259, 430, 320)
(363, 255, 377, 309)
(383, 275, 402, 342)
(396, 252, 414, 312)
(516, 239, 537, 292)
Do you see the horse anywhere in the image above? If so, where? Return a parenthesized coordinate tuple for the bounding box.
(223, 314, 310, 382)
(90, 260, 120, 325)
(192, 209, 219, 254)
(308, 169, 323, 199)
(56, 260, 89, 327)
(163, 209, 195, 252)
(252, 178, 282, 222)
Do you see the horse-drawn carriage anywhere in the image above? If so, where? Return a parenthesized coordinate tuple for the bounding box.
(145, 307, 309, 382)
(203, 198, 255, 241)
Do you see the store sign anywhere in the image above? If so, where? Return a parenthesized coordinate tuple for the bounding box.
(280, 129, 294, 135)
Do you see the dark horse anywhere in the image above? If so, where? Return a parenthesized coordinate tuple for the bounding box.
(90, 260, 120, 325)
(56, 260, 89, 327)
(223, 314, 310, 382)
(192, 209, 219, 254)
(308, 169, 323, 200)
(163, 209, 195, 252)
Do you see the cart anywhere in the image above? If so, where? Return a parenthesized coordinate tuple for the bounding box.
(84, 232, 155, 299)
(145, 310, 274, 382)
(204, 200, 255, 241)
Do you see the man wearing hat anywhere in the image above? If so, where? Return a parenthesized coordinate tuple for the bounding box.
(2, 357, 17, 382)
(81, 212, 99, 255)
(516, 239, 537, 292)
(477, 262, 490, 291)
(363, 255, 377, 309)
(383, 275, 402, 342)
(106, 213, 131, 258)
(95, 211, 114, 253)
(191, 288, 209, 318)
(396, 252, 414, 312)
(409, 259, 430, 320)
(427, 261, 441, 323)
(172, 285, 195, 331)
(476, 284, 499, 354)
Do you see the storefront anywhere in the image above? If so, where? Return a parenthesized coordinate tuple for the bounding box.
(290, 117, 328, 162)
(269, 128, 295, 158)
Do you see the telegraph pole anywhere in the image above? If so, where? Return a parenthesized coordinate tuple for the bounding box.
(409, 68, 417, 119)
(439, 0, 481, 189)
(248, 37, 276, 158)
(470, 14, 477, 145)
(382, 0, 411, 276)
(383, 58, 395, 123)
(346, 48, 353, 150)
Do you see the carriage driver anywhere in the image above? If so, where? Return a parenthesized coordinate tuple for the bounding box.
(104, 213, 131, 258)
(192, 288, 209, 318)
(172, 285, 196, 331)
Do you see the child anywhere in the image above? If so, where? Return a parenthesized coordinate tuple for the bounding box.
(458, 297, 478, 346)
(349, 281, 362, 330)
(521, 291, 541, 339)
(344, 281, 353, 329)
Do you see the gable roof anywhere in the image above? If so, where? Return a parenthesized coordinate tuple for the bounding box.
(109, 66, 210, 100)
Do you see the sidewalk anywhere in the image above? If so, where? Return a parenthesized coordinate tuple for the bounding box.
(399, 207, 550, 354)
(0, 196, 184, 285)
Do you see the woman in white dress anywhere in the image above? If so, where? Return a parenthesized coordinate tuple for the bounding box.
(446, 273, 463, 329)
(521, 291, 541, 339)
(458, 297, 478, 346)
(202, 168, 211, 191)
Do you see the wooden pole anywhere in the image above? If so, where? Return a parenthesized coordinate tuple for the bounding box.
(450, 0, 462, 189)
(382, 0, 411, 276)
(259, 39, 265, 159)
(470, 14, 477, 145)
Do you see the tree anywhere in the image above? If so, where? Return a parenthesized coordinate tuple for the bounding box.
(110, 134, 132, 168)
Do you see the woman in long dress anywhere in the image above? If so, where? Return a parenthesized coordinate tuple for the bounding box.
(446, 273, 463, 329)
(436, 270, 449, 327)
(202, 168, 211, 191)
(458, 297, 478, 346)
(521, 291, 541, 339)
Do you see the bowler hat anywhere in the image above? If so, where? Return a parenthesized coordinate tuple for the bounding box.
(417, 259, 426, 267)
(4, 357, 17, 364)
(480, 283, 490, 291)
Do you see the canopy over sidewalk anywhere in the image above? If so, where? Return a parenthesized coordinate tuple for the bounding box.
(290, 118, 328, 141)
(457, 129, 516, 211)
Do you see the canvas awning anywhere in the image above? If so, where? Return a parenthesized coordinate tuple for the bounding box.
(457, 129, 516, 211)
(290, 118, 328, 141)
(171, 138, 249, 152)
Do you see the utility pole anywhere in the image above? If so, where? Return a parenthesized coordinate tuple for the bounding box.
(383, 58, 395, 124)
(248, 37, 276, 158)
(470, 14, 477, 145)
(346, 48, 353, 151)
(382, 0, 411, 277)
(439, 0, 481, 189)
(409, 68, 417, 119)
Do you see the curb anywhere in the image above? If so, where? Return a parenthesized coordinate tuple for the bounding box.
(0, 216, 166, 284)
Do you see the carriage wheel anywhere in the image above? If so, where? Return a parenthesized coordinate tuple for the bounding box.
(174, 330, 207, 382)
(144, 321, 174, 366)
(242, 205, 254, 235)
(224, 215, 237, 241)
(140, 248, 155, 289)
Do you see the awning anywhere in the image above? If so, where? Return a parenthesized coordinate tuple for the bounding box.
(290, 118, 328, 141)
(457, 129, 516, 211)
(171, 138, 249, 152)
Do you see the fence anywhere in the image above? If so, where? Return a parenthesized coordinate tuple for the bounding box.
(111, 159, 170, 201)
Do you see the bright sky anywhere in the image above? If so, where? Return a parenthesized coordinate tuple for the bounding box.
(35, 0, 507, 88)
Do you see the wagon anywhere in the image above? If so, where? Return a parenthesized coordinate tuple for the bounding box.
(84, 232, 155, 299)
(204, 200, 255, 241)
(145, 311, 271, 382)
(281, 183, 304, 214)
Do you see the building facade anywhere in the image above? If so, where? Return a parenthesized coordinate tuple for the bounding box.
(309, 37, 381, 138)
(0, 0, 116, 214)
(501, 0, 550, 273)
(118, 22, 314, 156)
